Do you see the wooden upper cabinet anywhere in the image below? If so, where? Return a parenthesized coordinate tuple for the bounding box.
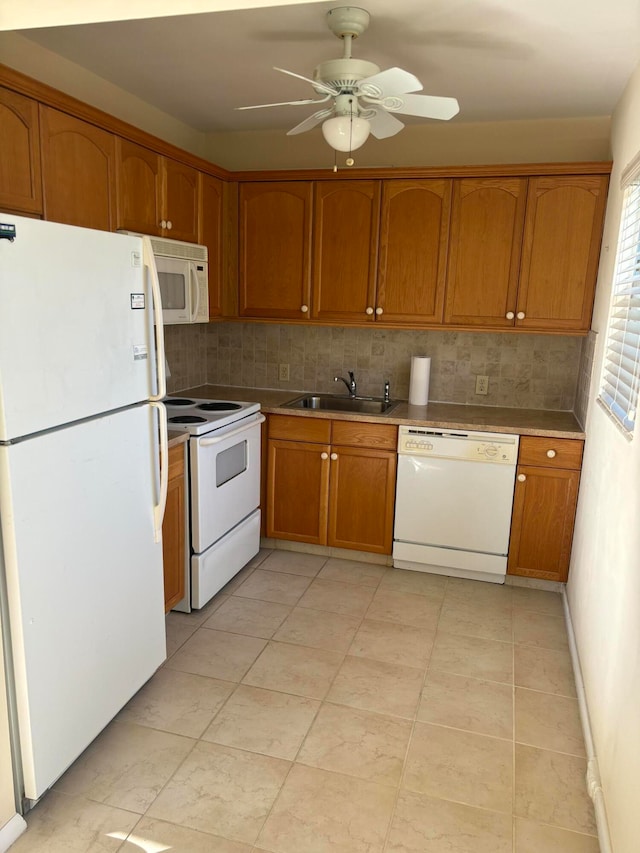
(0, 87, 42, 214)
(445, 177, 527, 327)
(200, 172, 223, 318)
(40, 107, 116, 231)
(163, 158, 199, 242)
(312, 180, 380, 323)
(116, 139, 199, 240)
(239, 182, 312, 319)
(517, 176, 608, 331)
(116, 138, 162, 234)
(377, 179, 451, 324)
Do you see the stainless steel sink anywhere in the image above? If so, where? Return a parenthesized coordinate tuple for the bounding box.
(283, 394, 398, 415)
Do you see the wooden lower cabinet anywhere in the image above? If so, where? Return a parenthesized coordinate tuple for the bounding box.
(507, 436, 583, 583)
(162, 442, 187, 612)
(266, 415, 397, 555)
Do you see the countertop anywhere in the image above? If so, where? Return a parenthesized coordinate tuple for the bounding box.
(179, 385, 585, 439)
(167, 431, 189, 449)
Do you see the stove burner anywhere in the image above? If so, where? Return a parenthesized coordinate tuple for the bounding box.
(197, 402, 243, 412)
(169, 415, 207, 424)
(165, 398, 196, 406)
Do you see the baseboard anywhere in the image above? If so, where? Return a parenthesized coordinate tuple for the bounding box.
(562, 589, 613, 853)
(0, 813, 26, 852)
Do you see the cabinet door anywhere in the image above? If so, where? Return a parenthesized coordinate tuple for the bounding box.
(163, 157, 199, 242)
(267, 439, 329, 544)
(377, 179, 451, 324)
(445, 178, 527, 327)
(40, 107, 116, 231)
(162, 444, 186, 612)
(200, 172, 223, 317)
(517, 176, 608, 331)
(508, 465, 580, 583)
(239, 182, 312, 319)
(328, 445, 396, 554)
(312, 181, 380, 323)
(116, 138, 162, 235)
(0, 87, 42, 214)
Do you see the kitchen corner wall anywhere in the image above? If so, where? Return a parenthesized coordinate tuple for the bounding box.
(166, 322, 583, 411)
(574, 330, 598, 427)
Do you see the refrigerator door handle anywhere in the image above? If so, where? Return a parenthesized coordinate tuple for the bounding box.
(189, 263, 200, 323)
(143, 236, 166, 401)
(151, 401, 169, 543)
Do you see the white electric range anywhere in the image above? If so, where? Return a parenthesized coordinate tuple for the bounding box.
(164, 396, 264, 610)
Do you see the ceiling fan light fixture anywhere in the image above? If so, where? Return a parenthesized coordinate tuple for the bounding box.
(322, 114, 370, 152)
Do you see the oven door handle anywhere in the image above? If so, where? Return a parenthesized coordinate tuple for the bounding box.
(198, 413, 265, 446)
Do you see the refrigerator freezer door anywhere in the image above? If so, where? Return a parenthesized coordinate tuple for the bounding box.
(0, 404, 166, 800)
(0, 215, 156, 442)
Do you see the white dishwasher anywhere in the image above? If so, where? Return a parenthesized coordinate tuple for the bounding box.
(393, 426, 519, 584)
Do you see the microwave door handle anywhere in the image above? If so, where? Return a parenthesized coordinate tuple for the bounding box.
(189, 263, 200, 323)
(198, 414, 265, 446)
(150, 400, 169, 543)
(143, 236, 166, 401)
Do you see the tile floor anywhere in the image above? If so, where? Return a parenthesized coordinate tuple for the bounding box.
(12, 550, 599, 852)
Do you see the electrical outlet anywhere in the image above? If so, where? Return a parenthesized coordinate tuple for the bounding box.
(279, 363, 290, 382)
(475, 375, 489, 395)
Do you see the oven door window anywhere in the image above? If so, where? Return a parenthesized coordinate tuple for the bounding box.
(216, 440, 247, 487)
(158, 271, 186, 310)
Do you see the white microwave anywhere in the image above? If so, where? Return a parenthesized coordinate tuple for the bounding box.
(119, 232, 209, 324)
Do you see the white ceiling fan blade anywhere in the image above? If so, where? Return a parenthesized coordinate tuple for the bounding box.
(367, 109, 405, 140)
(237, 95, 331, 111)
(388, 93, 460, 120)
(357, 67, 423, 98)
(287, 108, 335, 136)
(274, 67, 339, 97)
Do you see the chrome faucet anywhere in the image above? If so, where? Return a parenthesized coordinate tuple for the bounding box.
(334, 371, 357, 397)
(384, 380, 390, 404)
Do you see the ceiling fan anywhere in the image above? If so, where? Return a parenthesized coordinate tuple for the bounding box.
(237, 6, 460, 157)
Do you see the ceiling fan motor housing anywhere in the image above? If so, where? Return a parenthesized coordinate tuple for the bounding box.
(313, 58, 380, 95)
(326, 7, 371, 39)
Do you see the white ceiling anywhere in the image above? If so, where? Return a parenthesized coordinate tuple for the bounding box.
(20, 0, 640, 135)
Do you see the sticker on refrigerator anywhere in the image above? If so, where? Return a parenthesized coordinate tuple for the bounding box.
(131, 250, 141, 267)
(130, 293, 145, 309)
(133, 345, 148, 361)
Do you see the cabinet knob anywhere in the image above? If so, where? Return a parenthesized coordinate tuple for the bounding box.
(517, 473, 527, 482)
(320, 452, 328, 460)
(365, 307, 374, 315)
(166, 220, 173, 230)
(375, 307, 383, 315)
(160, 219, 167, 229)
(301, 304, 309, 313)
(330, 452, 338, 461)
(546, 449, 557, 458)
(506, 311, 515, 320)
(517, 311, 525, 320)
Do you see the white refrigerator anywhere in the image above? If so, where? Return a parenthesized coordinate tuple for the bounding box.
(0, 214, 169, 806)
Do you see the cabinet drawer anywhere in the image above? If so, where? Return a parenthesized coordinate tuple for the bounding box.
(268, 414, 331, 444)
(331, 420, 397, 450)
(518, 436, 584, 469)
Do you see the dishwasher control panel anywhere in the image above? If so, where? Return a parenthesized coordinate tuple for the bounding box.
(398, 426, 519, 464)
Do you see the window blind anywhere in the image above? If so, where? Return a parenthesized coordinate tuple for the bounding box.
(599, 180, 640, 435)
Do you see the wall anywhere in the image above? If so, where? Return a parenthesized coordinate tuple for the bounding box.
(167, 321, 582, 410)
(567, 61, 640, 853)
(205, 116, 611, 171)
(0, 32, 209, 158)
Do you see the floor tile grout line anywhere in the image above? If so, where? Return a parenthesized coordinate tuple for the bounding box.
(379, 572, 450, 852)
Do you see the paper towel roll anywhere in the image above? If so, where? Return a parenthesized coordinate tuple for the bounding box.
(409, 356, 431, 406)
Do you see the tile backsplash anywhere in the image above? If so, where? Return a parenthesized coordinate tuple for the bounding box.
(167, 322, 583, 411)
